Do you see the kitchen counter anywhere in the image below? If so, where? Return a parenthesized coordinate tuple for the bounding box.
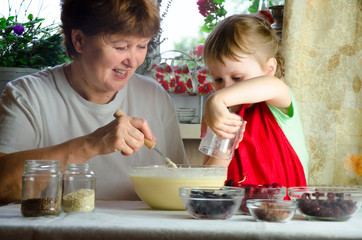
(0, 200, 361, 240)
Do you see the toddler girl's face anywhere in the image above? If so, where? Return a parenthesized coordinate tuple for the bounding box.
(207, 52, 267, 91)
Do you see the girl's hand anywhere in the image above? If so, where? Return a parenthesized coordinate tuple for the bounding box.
(87, 115, 155, 156)
(201, 93, 243, 139)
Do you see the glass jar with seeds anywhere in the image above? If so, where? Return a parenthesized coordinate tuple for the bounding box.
(21, 160, 62, 217)
(62, 162, 96, 213)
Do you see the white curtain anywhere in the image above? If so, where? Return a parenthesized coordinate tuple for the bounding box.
(282, 0, 361, 185)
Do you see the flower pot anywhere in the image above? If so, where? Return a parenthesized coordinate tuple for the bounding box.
(0, 67, 39, 93)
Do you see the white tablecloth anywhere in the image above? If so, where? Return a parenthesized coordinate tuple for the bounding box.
(0, 200, 361, 240)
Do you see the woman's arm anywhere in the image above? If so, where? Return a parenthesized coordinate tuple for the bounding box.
(0, 137, 92, 203)
(0, 115, 155, 203)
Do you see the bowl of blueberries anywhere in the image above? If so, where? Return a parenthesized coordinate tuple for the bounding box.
(288, 186, 362, 221)
(225, 180, 287, 215)
(179, 186, 244, 220)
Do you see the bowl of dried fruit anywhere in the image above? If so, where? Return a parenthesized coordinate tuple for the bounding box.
(288, 186, 362, 221)
(225, 180, 287, 215)
(179, 186, 244, 220)
(247, 199, 297, 222)
(129, 165, 227, 210)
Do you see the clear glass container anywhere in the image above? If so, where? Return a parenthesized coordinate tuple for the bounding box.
(258, 0, 270, 10)
(257, 0, 274, 24)
(21, 160, 62, 217)
(62, 163, 96, 213)
(198, 126, 240, 161)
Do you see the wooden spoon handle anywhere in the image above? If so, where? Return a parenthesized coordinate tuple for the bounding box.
(113, 109, 156, 150)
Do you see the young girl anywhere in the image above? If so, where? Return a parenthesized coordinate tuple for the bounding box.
(201, 14, 308, 187)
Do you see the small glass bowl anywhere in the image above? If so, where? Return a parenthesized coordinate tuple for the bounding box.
(239, 185, 287, 214)
(288, 186, 362, 221)
(179, 186, 244, 220)
(247, 199, 297, 222)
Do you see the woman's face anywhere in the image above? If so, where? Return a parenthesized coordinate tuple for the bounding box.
(75, 33, 150, 93)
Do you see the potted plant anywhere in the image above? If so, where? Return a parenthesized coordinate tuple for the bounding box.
(0, 3, 69, 92)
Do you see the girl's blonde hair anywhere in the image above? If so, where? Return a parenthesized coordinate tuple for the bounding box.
(203, 14, 284, 78)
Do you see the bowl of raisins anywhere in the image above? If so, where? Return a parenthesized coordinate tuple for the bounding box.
(225, 180, 287, 215)
(247, 199, 297, 222)
(179, 186, 244, 219)
(288, 186, 362, 221)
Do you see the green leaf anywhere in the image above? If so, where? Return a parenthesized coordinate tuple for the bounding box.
(216, 7, 227, 17)
(214, 0, 225, 4)
(0, 21, 6, 29)
(200, 25, 209, 32)
(248, 0, 259, 13)
(27, 14, 34, 21)
(19, 58, 27, 65)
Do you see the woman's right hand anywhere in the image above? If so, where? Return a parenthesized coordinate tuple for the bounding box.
(87, 115, 155, 156)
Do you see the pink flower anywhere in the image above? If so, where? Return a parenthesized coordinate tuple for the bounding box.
(193, 45, 204, 57)
(197, 0, 219, 17)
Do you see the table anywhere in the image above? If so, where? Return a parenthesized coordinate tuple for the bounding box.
(0, 200, 361, 240)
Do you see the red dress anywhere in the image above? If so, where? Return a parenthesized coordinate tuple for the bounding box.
(227, 103, 307, 187)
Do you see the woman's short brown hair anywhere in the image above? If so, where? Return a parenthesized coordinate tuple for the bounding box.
(204, 14, 284, 78)
(60, 0, 160, 59)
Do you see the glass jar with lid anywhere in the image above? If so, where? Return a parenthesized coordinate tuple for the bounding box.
(62, 162, 96, 213)
(21, 160, 62, 217)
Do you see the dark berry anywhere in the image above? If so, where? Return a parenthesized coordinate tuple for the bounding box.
(271, 183, 282, 188)
(225, 179, 235, 186)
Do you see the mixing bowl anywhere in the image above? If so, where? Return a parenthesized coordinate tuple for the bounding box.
(129, 165, 227, 210)
(179, 186, 244, 219)
(288, 186, 362, 221)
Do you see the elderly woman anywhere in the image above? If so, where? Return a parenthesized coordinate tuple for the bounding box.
(0, 0, 187, 203)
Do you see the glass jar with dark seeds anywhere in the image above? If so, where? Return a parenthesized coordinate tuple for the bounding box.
(21, 160, 62, 217)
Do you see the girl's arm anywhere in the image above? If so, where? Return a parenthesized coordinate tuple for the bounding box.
(203, 155, 230, 166)
(210, 75, 291, 111)
(202, 76, 290, 139)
